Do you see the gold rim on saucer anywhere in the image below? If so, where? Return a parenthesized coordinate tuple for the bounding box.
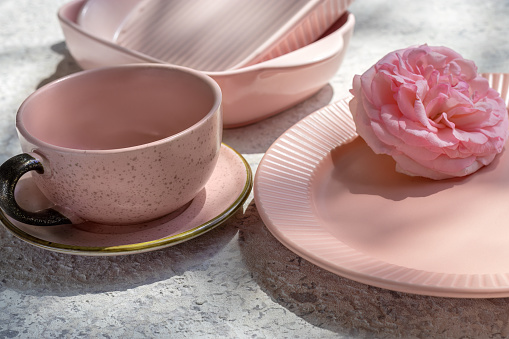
(0, 143, 252, 256)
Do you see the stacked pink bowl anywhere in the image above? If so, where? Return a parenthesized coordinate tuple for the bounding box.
(58, 0, 356, 127)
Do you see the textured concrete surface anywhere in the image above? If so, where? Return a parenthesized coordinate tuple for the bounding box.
(1, 0, 509, 338)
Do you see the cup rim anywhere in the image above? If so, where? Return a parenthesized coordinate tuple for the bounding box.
(16, 63, 222, 154)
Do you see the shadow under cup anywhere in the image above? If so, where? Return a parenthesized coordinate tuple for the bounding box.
(1, 64, 223, 226)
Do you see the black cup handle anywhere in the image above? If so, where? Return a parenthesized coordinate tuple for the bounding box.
(0, 153, 71, 226)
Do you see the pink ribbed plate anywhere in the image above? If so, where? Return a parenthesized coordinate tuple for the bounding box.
(77, 0, 353, 72)
(254, 74, 509, 298)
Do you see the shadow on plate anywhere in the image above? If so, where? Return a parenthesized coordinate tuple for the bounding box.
(0, 207, 240, 296)
(239, 201, 509, 338)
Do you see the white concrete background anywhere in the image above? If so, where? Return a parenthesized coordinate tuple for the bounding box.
(1, 0, 509, 338)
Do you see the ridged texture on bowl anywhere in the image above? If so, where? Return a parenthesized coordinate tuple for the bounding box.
(113, 0, 351, 71)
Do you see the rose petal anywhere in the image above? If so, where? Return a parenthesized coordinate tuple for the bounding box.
(396, 84, 431, 128)
(369, 72, 398, 107)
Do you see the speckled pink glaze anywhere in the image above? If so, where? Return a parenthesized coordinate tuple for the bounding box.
(5, 144, 251, 255)
(16, 64, 222, 225)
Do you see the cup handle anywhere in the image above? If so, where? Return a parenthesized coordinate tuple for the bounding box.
(0, 153, 72, 226)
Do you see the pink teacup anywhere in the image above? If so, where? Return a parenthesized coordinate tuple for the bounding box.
(0, 64, 222, 226)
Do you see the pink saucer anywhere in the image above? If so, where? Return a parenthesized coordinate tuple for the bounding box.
(255, 74, 509, 298)
(1, 144, 252, 256)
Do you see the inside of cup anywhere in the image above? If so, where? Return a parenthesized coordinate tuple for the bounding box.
(20, 66, 218, 150)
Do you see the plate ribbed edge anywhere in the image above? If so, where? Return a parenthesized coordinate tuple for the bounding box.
(482, 73, 509, 108)
(254, 90, 509, 297)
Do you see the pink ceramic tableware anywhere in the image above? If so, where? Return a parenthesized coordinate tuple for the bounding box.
(0, 64, 222, 226)
(77, 0, 353, 72)
(57, 0, 356, 127)
(0, 144, 252, 256)
(254, 74, 509, 298)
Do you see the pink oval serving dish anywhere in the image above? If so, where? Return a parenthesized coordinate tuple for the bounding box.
(77, 0, 353, 72)
(58, 0, 355, 127)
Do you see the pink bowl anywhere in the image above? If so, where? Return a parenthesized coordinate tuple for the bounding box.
(77, 0, 353, 72)
(58, 0, 355, 127)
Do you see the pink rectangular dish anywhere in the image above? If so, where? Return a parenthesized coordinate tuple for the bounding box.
(58, 0, 355, 127)
(77, 0, 353, 72)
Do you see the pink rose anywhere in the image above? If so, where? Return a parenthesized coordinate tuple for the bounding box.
(349, 44, 509, 180)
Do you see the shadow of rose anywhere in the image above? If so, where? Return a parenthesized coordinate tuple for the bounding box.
(239, 201, 509, 338)
(327, 137, 487, 201)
